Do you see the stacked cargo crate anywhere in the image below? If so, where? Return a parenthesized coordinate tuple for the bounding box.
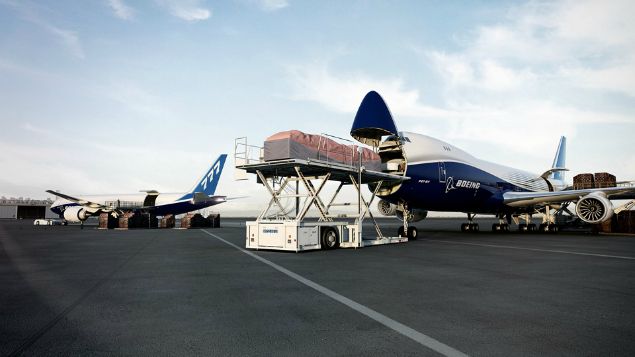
(573, 173, 594, 189)
(594, 172, 616, 188)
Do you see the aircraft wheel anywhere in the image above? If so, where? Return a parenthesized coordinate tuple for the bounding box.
(539, 223, 549, 233)
(461, 223, 469, 232)
(549, 224, 559, 233)
(469, 223, 479, 232)
(493, 224, 509, 233)
(407, 226, 418, 240)
(528, 223, 537, 232)
(398, 226, 406, 237)
(321, 227, 339, 250)
(518, 223, 527, 232)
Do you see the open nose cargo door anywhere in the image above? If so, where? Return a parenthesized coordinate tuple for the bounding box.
(350, 91, 407, 196)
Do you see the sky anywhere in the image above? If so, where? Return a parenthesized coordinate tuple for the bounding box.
(0, 0, 633, 216)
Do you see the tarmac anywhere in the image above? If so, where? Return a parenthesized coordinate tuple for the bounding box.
(1, 217, 635, 356)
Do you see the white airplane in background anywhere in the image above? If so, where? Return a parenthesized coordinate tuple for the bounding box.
(48, 154, 228, 223)
(350, 91, 635, 238)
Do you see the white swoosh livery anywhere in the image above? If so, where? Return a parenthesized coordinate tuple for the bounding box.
(48, 154, 229, 223)
(352, 91, 635, 234)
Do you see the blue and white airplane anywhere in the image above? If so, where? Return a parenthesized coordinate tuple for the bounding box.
(47, 154, 228, 223)
(351, 91, 635, 238)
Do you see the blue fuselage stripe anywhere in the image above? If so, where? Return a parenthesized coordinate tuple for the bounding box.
(381, 162, 530, 213)
(50, 200, 221, 217)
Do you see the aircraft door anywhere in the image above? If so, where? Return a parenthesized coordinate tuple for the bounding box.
(438, 162, 447, 183)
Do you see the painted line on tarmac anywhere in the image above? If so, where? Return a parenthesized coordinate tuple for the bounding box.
(201, 229, 468, 357)
(427, 240, 635, 260)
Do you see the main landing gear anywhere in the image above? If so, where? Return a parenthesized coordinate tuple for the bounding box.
(538, 223, 559, 233)
(492, 214, 511, 232)
(538, 205, 560, 233)
(397, 204, 418, 240)
(460, 213, 479, 232)
(513, 211, 560, 233)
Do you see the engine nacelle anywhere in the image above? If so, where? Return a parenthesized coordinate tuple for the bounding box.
(576, 192, 613, 224)
(377, 200, 397, 216)
(63, 206, 90, 222)
(397, 209, 428, 222)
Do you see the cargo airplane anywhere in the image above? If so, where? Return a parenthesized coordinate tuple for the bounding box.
(48, 154, 228, 223)
(351, 91, 635, 238)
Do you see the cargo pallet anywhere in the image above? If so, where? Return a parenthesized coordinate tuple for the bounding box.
(235, 137, 409, 252)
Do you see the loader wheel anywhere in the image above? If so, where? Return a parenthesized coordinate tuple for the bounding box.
(321, 227, 339, 250)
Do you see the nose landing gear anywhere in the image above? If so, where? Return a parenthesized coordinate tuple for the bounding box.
(397, 203, 418, 240)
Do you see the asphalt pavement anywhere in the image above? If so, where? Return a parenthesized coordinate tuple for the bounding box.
(1, 218, 634, 356)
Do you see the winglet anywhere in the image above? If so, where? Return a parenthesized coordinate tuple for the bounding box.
(551, 136, 566, 181)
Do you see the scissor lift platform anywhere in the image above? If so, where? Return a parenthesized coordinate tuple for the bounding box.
(236, 153, 409, 251)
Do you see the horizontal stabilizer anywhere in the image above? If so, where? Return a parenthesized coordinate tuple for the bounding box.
(191, 192, 227, 204)
(540, 167, 569, 179)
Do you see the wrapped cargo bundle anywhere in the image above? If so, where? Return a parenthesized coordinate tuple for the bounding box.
(207, 213, 220, 228)
(614, 211, 635, 234)
(98, 212, 118, 229)
(180, 213, 211, 228)
(594, 172, 616, 188)
(159, 214, 176, 228)
(118, 212, 137, 229)
(118, 212, 157, 229)
(573, 173, 594, 190)
(264, 130, 382, 171)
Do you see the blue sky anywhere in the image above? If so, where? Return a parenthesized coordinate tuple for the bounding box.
(0, 0, 633, 215)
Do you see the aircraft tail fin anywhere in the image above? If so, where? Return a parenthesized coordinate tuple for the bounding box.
(551, 136, 566, 181)
(181, 154, 227, 200)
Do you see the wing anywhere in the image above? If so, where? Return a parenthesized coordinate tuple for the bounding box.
(46, 190, 109, 211)
(503, 186, 635, 207)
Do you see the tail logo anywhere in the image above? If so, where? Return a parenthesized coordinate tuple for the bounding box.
(445, 177, 456, 193)
(201, 161, 222, 191)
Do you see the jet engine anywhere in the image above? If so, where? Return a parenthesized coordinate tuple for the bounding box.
(63, 206, 90, 222)
(575, 192, 613, 224)
(377, 199, 397, 216)
(377, 199, 427, 222)
(396, 209, 428, 222)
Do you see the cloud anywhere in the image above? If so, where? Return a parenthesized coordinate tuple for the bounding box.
(158, 0, 211, 22)
(0, 0, 85, 59)
(286, 61, 453, 119)
(426, 0, 635, 97)
(45, 25, 85, 59)
(285, 54, 632, 161)
(105, 81, 169, 117)
(107, 0, 134, 20)
(255, 0, 289, 12)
